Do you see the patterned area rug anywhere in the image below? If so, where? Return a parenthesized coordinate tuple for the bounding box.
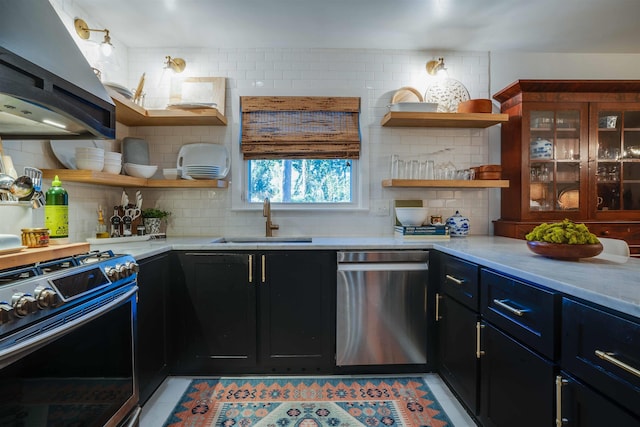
(163, 376, 453, 427)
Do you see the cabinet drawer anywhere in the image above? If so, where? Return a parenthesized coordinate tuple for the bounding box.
(481, 269, 559, 359)
(439, 253, 479, 311)
(561, 298, 640, 418)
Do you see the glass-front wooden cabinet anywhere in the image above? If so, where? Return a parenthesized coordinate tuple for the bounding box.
(493, 80, 640, 255)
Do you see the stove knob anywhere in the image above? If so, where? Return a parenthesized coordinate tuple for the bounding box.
(34, 286, 60, 309)
(105, 266, 120, 281)
(12, 293, 38, 317)
(125, 261, 139, 274)
(117, 264, 128, 278)
(0, 303, 14, 324)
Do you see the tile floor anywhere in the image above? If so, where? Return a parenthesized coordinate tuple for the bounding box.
(140, 374, 477, 426)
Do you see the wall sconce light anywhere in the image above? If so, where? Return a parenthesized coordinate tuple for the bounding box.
(426, 57, 448, 77)
(74, 18, 114, 56)
(164, 56, 186, 73)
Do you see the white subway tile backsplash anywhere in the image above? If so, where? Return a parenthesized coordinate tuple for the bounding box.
(6, 31, 497, 241)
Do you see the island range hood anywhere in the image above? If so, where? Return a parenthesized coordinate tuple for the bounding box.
(0, 0, 115, 139)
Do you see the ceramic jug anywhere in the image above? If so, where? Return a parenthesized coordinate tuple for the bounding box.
(446, 210, 469, 237)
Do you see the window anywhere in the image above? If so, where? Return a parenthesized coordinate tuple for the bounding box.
(247, 159, 353, 203)
(240, 96, 361, 206)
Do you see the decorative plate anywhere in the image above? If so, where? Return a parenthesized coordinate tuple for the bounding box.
(50, 140, 105, 169)
(558, 189, 579, 210)
(424, 78, 470, 112)
(526, 241, 603, 260)
(391, 87, 423, 104)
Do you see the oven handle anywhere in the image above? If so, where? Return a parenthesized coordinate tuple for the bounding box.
(0, 286, 137, 370)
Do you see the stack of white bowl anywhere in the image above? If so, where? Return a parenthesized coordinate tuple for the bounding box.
(76, 147, 104, 171)
(103, 151, 122, 174)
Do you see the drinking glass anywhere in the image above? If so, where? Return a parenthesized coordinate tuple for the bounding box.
(390, 154, 400, 178)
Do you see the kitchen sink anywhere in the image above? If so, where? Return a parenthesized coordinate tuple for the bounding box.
(212, 236, 313, 243)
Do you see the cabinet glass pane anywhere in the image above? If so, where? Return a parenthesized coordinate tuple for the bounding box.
(622, 163, 640, 210)
(529, 109, 581, 213)
(595, 110, 640, 212)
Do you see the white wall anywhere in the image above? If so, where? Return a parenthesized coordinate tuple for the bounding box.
(4, 1, 640, 241)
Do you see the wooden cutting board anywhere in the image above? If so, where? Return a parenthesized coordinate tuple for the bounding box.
(0, 242, 90, 270)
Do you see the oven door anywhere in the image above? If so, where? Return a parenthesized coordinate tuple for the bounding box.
(0, 285, 139, 427)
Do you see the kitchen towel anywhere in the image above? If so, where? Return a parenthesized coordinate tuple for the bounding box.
(163, 376, 453, 427)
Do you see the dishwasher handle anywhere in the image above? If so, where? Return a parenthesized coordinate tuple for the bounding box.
(337, 251, 429, 263)
(337, 262, 428, 272)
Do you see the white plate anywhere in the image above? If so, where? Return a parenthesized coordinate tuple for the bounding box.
(388, 102, 438, 112)
(103, 82, 133, 98)
(166, 102, 217, 110)
(0, 246, 27, 255)
(177, 143, 229, 179)
(50, 140, 105, 169)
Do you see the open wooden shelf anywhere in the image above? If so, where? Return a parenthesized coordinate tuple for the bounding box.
(381, 111, 509, 128)
(107, 89, 227, 126)
(382, 179, 509, 188)
(42, 169, 229, 189)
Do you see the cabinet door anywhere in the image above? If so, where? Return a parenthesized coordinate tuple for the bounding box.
(137, 253, 169, 405)
(557, 372, 639, 427)
(591, 104, 640, 220)
(561, 298, 640, 418)
(437, 294, 479, 415)
(259, 251, 335, 372)
(174, 252, 257, 373)
(523, 103, 589, 220)
(479, 323, 555, 427)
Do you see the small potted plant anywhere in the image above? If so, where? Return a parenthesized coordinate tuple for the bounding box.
(141, 208, 171, 235)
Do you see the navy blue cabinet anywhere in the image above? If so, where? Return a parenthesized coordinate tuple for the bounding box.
(172, 251, 335, 375)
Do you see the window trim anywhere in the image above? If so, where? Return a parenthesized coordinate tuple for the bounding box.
(231, 87, 369, 212)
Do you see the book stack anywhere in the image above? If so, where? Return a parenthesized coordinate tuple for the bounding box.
(394, 224, 450, 240)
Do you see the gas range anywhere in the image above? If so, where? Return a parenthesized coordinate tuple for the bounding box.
(0, 250, 139, 336)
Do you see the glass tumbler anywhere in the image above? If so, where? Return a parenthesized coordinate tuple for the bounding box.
(425, 160, 435, 179)
(410, 160, 420, 179)
(390, 154, 400, 178)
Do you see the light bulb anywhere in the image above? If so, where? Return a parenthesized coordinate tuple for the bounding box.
(100, 41, 113, 57)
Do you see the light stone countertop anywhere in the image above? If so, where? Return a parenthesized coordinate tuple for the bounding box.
(91, 235, 640, 319)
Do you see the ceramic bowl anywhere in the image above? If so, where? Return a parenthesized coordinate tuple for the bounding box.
(163, 168, 179, 180)
(395, 207, 428, 226)
(124, 163, 157, 178)
(76, 157, 104, 171)
(102, 161, 122, 174)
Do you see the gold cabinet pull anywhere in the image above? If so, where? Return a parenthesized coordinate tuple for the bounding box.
(555, 375, 568, 427)
(248, 255, 253, 283)
(476, 321, 485, 358)
(595, 350, 640, 378)
(435, 293, 442, 321)
(493, 298, 528, 317)
(445, 274, 464, 285)
(261, 255, 266, 283)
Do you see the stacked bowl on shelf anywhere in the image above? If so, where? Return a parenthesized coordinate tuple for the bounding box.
(103, 151, 122, 174)
(75, 147, 104, 171)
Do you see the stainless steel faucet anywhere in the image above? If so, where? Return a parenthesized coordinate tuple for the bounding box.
(263, 197, 279, 237)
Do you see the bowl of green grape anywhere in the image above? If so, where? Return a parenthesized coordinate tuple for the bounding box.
(525, 219, 603, 260)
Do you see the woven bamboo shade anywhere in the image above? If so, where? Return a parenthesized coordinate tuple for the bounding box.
(241, 96, 361, 159)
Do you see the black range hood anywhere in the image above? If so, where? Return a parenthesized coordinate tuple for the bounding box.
(0, 0, 115, 140)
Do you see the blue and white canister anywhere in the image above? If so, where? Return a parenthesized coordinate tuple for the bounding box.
(446, 210, 470, 237)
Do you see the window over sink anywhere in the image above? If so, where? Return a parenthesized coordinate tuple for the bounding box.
(233, 92, 368, 210)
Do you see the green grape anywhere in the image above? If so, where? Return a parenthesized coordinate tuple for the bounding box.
(525, 219, 599, 244)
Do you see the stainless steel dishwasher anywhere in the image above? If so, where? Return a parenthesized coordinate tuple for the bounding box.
(336, 250, 428, 366)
